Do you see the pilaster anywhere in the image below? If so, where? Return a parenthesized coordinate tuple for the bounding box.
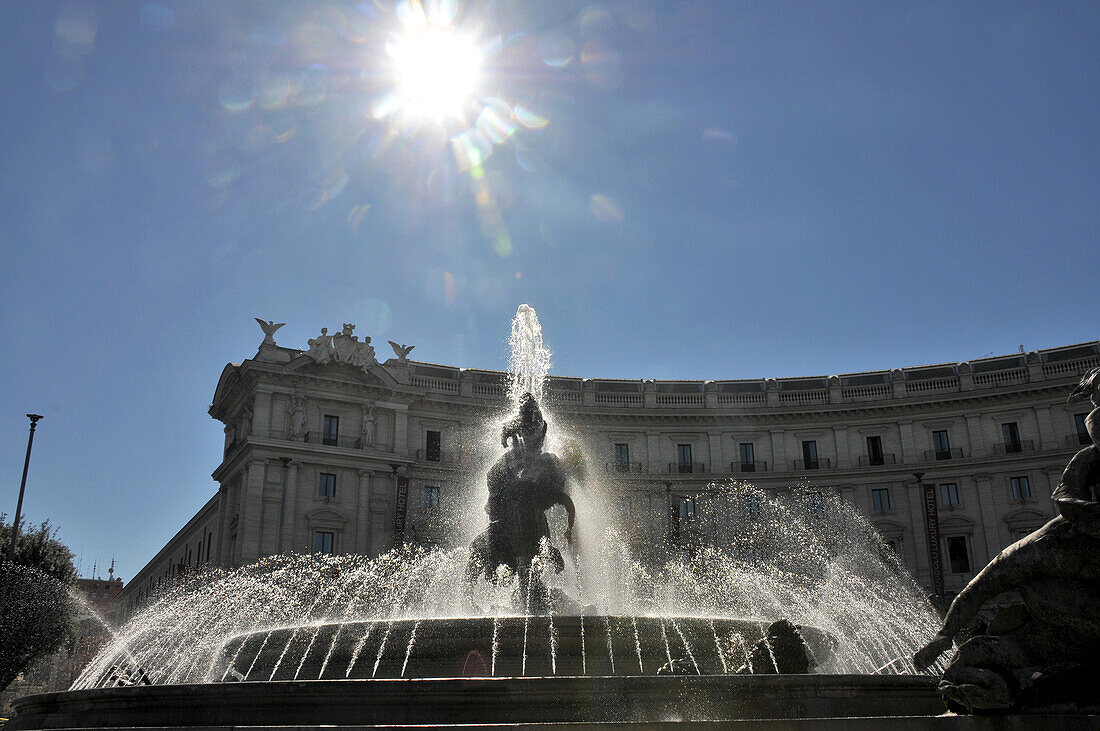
(240, 459, 268, 563)
(1033, 406, 1057, 451)
(972, 473, 1001, 561)
(393, 405, 409, 455)
(832, 426, 849, 468)
(769, 429, 786, 470)
(279, 460, 300, 553)
(897, 420, 916, 463)
(253, 390, 273, 438)
(356, 469, 373, 554)
(707, 432, 723, 471)
(965, 414, 984, 460)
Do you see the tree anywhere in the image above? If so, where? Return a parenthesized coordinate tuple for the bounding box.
(0, 516, 78, 692)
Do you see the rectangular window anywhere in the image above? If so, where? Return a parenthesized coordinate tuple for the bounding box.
(1016, 528, 1035, 541)
(932, 430, 951, 460)
(872, 488, 891, 512)
(425, 430, 441, 461)
(1075, 413, 1090, 446)
(614, 443, 630, 471)
(1002, 422, 1022, 453)
(805, 491, 824, 513)
(741, 495, 761, 518)
(946, 536, 970, 573)
(939, 483, 960, 506)
(423, 485, 440, 511)
(318, 472, 336, 498)
(678, 496, 696, 521)
(802, 440, 819, 470)
(866, 436, 884, 466)
(1010, 476, 1031, 500)
(677, 444, 693, 473)
(738, 443, 755, 472)
(313, 531, 334, 555)
(322, 415, 339, 446)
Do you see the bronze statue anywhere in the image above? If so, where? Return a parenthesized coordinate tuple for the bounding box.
(466, 392, 577, 613)
(914, 367, 1100, 713)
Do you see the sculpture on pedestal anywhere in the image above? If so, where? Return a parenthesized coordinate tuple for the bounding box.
(914, 367, 1100, 713)
(466, 392, 577, 613)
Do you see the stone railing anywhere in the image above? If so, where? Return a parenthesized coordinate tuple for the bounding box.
(906, 377, 959, 395)
(973, 368, 1027, 388)
(718, 392, 766, 406)
(656, 393, 704, 407)
(471, 383, 506, 398)
(778, 390, 828, 406)
(842, 384, 892, 401)
(1043, 356, 1099, 377)
(402, 343, 1098, 409)
(594, 392, 643, 406)
(410, 375, 459, 393)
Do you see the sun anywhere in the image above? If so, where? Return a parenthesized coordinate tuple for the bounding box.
(388, 27, 482, 120)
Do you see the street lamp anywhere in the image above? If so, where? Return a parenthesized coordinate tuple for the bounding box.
(8, 414, 43, 561)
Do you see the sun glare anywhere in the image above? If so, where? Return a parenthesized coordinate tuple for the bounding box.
(389, 27, 482, 120)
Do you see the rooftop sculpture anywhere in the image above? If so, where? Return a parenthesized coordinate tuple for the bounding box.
(914, 367, 1100, 713)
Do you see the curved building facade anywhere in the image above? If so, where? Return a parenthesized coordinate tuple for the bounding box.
(116, 324, 1099, 617)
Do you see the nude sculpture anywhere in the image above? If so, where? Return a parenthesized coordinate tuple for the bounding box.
(914, 367, 1100, 713)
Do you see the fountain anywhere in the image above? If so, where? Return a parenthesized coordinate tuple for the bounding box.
(10, 306, 953, 728)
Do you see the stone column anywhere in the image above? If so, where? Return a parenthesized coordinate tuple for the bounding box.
(279, 461, 300, 553)
(240, 459, 268, 563)
(1033, 406, 1057, 451)
(832, 426, 849, 468)
(356, 469, 373, 554)
(769, 429, 786, 470)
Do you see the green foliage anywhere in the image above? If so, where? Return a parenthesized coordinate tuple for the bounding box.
(0, 516, 78, 692)
(0, 515, 77, 585)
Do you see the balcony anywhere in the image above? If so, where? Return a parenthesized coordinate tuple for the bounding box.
(793, 457, 831, 470)
(990, 440, 1035, 457)
(1068, 433, 1092, 448)
(924, 448, 964, 462)
(607, 461, 648, 474)
(303, 432, 361, 449)
(857, 453, 897, 467)
(731, 460, 768, 473)
(668, 462, 707, 474)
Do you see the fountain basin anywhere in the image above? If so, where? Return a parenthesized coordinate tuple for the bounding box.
(9, 674, 945, 728)
(218, 615, 836, 680)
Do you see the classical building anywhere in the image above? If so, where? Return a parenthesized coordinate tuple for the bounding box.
(114, 323, 1099, 618)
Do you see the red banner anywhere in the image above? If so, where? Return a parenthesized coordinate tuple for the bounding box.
(921, 483, 944, 596)
(393, 476, 409, 543)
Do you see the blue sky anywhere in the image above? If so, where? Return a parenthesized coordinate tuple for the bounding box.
(1, 1, 1097, 581)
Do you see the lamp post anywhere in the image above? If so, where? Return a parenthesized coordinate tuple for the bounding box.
(8, 414, 43, 561)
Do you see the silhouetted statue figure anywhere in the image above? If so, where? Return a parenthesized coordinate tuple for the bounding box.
(467, 392, 576, 613)
(914, 367, 1100, 713)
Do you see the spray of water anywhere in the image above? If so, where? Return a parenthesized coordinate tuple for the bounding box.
(508, 304, 552, 403)
(74, 305, 944, 687)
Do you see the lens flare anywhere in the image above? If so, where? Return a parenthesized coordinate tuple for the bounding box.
(388, 27, 481, 120)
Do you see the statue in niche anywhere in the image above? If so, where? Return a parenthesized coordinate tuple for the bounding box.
(914, 367, 1100, 713)
(287, 396, 306, 442)
(360, 405, 376, 448)
(466, 392, 580, 614)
